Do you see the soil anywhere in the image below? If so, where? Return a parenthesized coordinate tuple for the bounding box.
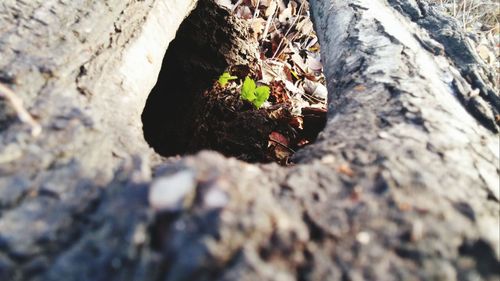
(186, 69, 326, 164)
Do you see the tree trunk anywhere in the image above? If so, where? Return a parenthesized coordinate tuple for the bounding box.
(0, 0, 498, 280)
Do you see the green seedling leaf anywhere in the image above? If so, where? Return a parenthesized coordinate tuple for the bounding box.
(239, 76, 270, 108)
(241, 76, 256, 102)
(253, 86, 270, 108)
(218, 72, 238, 87)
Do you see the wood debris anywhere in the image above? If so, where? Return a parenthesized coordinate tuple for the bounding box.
(0, 82, 42, 137)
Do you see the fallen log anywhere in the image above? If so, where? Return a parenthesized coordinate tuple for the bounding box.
(0, 0, 498, 280)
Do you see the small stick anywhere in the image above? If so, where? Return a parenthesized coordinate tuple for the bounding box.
(271, 0, 306, 59)
(252, 0, 261, 19)
(261, 0, 277, 42)
(0, 82, 42, 137)
(231, 0, 243, 12)
(269, 139, 296, 153)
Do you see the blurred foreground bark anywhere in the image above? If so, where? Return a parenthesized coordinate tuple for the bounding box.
(0, 0, 498, 280)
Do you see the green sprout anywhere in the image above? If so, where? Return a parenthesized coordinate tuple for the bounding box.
(218, 72, 270, 109)
(241, 76, 270, 109)
(218, 72, 238, 87)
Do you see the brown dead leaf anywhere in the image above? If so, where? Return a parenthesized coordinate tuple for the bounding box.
(269, 81, 291, 104)
(275, 146, 291, 161)
(269, 107, 287, 120)
(282, 65, 294, 82)
(302, 106, 327, 115)
(289, 116, 304, 130)
(268, 131, 293, 162)
(269, 131, 289, 146)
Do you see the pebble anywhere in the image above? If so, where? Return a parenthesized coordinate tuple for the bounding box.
(356, 231, 371, 245)
(148, 170, 196, 212)
(204, 188, 229, 209)
(320, 155, 335, 164)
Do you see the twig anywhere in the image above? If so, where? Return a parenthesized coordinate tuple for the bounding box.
(269, 139, 296, 153)
(0, 82, 42, 137)
(303, 92, 327, 104)
(231, 0, 243, 12)
(262, 59, 281, 77)
(261, 0, 277, 42)
(252, 0, 261, 19)
(271, 0, 306, 59)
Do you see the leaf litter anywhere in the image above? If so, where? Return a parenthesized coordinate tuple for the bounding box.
(196, 0, 327, 165)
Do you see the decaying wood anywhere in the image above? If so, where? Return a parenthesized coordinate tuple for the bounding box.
(0, 0, 498, 280)
(142, 0, 259, 157)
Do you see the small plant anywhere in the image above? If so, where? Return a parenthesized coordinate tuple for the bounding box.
(241, 76, 270, 109)
(218, 72, 270, 109)
(218, 72, 238, 87)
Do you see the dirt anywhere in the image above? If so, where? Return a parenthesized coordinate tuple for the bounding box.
(186, 68, 326, 164)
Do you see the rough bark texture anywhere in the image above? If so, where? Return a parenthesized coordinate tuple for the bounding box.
(0, 0, 198, 279)
(0, 0, 498, 281)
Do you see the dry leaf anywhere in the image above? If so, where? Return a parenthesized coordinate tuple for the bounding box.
(476, 44, 494, 63)
(279, 5, 293, 22)
(306, 55, 323, 72)
(265, 0, 277, 17)
(260, 0, 272, 7)
(297, 19, 314, 35)
(283, 80, 303, 96)
(306, 37, 318, 49)
(291, 52, 307, 73)
(269, 131, 289, 146)
(216, 0, 234, 10)
(236, 6, 253, 19)
(303, 79, 327, 99)
(289, 116, 304, 129)
(251, 18, 267, 39)
(277, 0, 287, 11)
(269, 80, 291, 104)
(269, 107, 287, 120)
(274, 145, 292, 160)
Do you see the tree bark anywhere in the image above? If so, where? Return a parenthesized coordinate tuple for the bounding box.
(0, 0, 498, 281)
